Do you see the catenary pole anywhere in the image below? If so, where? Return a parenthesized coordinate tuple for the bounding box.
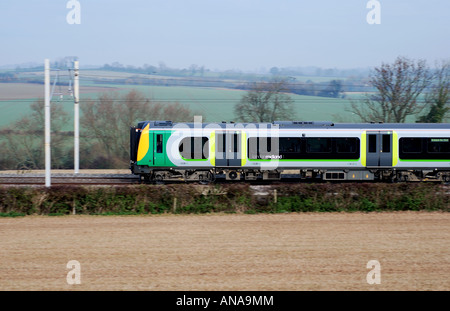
(74, 61, 80, 174)
(44, 59, 51, 187)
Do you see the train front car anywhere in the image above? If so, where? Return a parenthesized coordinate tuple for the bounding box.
(130, 121, 450, 183)
(130, 120, 215, 183)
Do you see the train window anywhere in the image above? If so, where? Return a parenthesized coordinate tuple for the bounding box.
(233, 133, 239, 153)
(335, 138, 358, 153)
(382, 134, 391, 153)
(279, 137, 301, 153)
(156, 134, 163, 153)
(368, 135, 377, 153)
(179, 137, 209, 159)
(248, 137, 258, 159)
(428, 138, 450, 153)
(259, 137, 272, 153)
(401, 138, 422, 153)
(306, 138, 331, 153)
(216, 134, 226, 154)
(247, 137, 276, 159)
(248, 137, 359, 160)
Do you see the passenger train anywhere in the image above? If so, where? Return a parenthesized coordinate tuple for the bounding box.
(130, 120, 450, 183)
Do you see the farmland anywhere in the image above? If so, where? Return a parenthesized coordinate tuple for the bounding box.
(0, 212, 448, 291)
(0, 82, 119, 128)
(0, 69, 364, 129)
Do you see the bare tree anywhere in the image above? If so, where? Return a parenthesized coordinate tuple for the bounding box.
(350, 56, 433, 123)
(0, 99, 69, 169)
(234, 79, 295, 123)
(81, 89, 194, 166)
(418, 60, 450, 123)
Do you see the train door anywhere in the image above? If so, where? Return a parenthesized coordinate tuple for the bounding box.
(215, 131, 242, 167)
(366, 131, 393, 167)
(153, 131, 166, 166)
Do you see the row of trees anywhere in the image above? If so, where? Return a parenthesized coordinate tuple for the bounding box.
(237, 56, 449, 124)
(102, 62, 208, 77)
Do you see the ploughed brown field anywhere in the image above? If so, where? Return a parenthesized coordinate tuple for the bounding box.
(0, 212, 449, 291)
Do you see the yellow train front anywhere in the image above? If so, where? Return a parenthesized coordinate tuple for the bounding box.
(130, 120, 450, 183)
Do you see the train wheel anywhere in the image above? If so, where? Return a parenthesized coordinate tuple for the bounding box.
(228, 171, 238, 180)
(154, 174, 164, 184)
(390, 174, 399, 183)
(199, 171, 214, 185)
(144, 174, 151, 183)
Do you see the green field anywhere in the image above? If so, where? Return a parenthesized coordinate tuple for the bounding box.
(0, 84, 119, 130)
(0, 68, 374, 130)
(0, 84, 363, 130)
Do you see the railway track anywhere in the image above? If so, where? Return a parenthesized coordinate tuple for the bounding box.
(0, 175, 299, 186)
(1, 173, 449, 187)
(0, 174, 140, 186)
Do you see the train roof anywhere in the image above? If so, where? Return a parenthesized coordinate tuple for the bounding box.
(138, 120, 450, 130)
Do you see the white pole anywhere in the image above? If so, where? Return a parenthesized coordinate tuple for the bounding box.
(74, 61, 80, 174)
(44, 59, 51, 187)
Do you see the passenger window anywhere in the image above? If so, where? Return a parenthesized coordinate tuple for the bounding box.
(368, 135, 377, 153)
(382, 134, 391, 153)
(232, 133, 239, 153)
(428, 138, 450, 153)
(247, 137, 274, 159)
(156, 134, 163, 153)
(401, 138, 422, 153)
(259, 137, 272, 153)
(179, 137, 209, 159)
(217, 134, 226, 153)
(279, 137, 301, 153)
(248, 137, 258, 159)
(306, 138, 331, 153)
(336, 138, 358, 153)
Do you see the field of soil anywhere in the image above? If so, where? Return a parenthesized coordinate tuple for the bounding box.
(0, 212, 448, 291)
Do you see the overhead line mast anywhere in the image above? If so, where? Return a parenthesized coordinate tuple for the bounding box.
(74, 61, 80, 174)
(44, 59, 51, 187)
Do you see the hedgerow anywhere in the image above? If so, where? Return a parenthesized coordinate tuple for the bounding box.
(0, 183, 448, 216)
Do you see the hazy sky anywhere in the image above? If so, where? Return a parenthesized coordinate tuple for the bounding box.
(0, 0, 449, 71)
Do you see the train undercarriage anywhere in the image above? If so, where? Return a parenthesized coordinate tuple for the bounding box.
(132, 165, 450, 184)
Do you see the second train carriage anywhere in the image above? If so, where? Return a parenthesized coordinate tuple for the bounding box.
(130, 120, 450, 182)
